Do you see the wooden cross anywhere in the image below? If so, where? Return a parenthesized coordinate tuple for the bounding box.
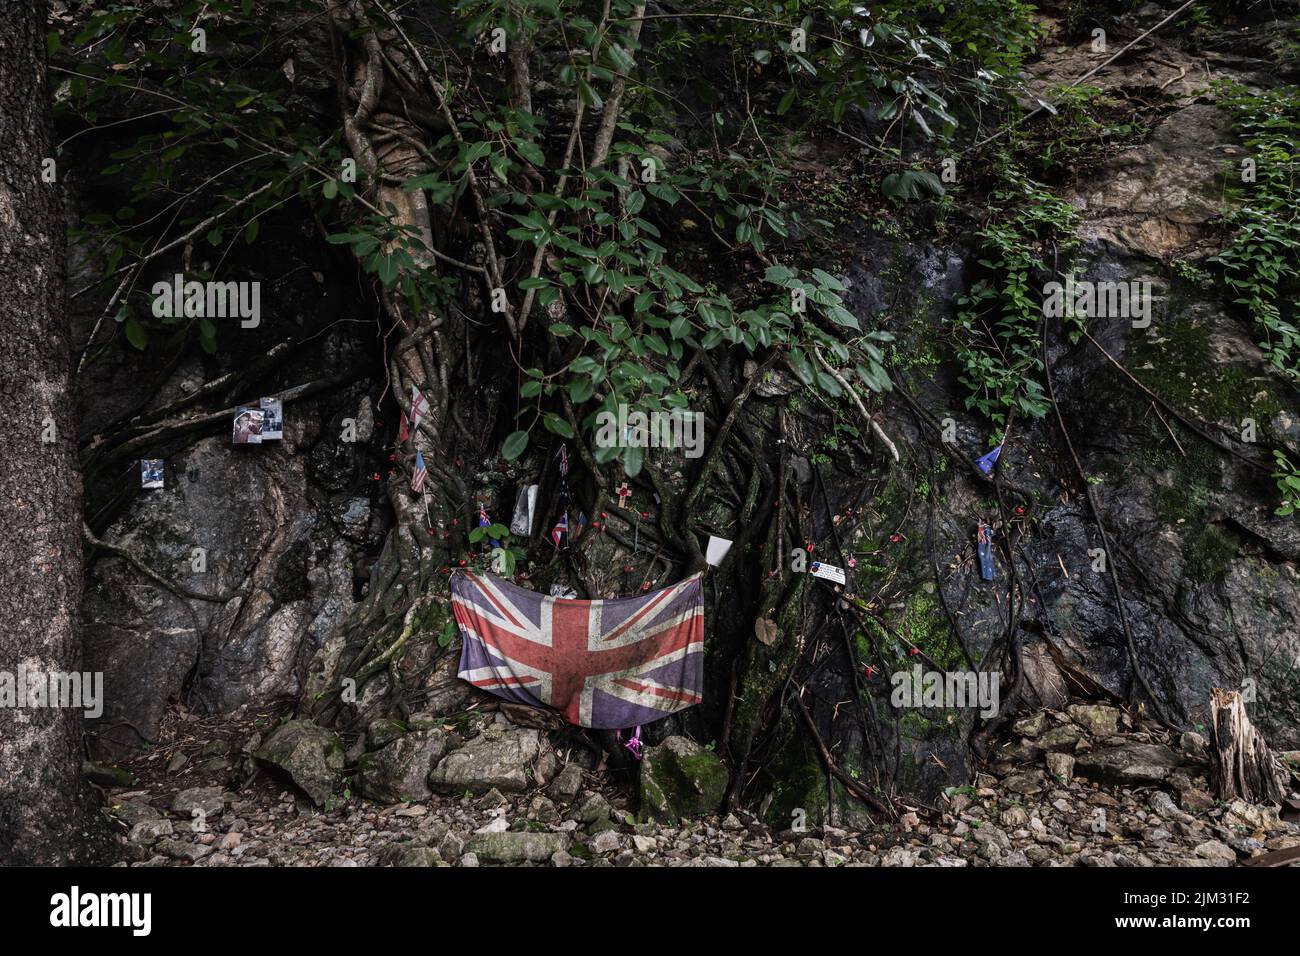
(615, 481, 631, 508)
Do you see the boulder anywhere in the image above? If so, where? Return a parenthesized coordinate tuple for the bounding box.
(427, 727, 550, 794)
(254, 719, 344, 806)
(1067, 704, 1121, 737)
(638, 736, 727, 823)
(1074, 744, 1184, 787)
(465, 831, 571, 864)
(1037, 724, 1084, 751)
(357, 728, 454, 804)
(367, 718, 409, 750)
(82, 762, 137, 788)
(1012, 712, 1048, 737)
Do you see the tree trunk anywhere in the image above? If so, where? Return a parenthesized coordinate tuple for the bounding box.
(1209, 688, 1283, 805)
(0, 0, 87, 864)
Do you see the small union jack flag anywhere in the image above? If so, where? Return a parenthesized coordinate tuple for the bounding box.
(452, 571, 705, 728)
(411, 450, 428, 493)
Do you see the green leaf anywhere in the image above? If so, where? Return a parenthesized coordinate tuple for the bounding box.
(124, 319, 148, 351)
(622, 443, 645, 478)
(502, 430, 529, 460)
(463, 141, 492, 164)
(543, 413, 574, 438)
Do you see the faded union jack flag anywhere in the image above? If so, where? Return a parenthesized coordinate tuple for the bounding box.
(451, 571, 704, 729)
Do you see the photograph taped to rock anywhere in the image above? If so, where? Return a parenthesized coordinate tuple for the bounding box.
(510, 483, 537, 536)
(809, 560, 845, 585)
(259, 397, 283, 439)
(140, 459, 164, 489)
(233, 406, 264, 444)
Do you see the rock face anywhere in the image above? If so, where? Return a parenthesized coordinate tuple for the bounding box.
(358, 728, 454, 804)
(427, 727, 551, 795)
(639, 737, 728, 823)
(254, 720, 344, 806)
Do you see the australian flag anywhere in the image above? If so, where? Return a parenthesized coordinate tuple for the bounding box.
(452, 571, 705, 728)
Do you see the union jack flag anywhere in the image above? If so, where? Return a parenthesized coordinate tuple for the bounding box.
(452, 571, 705, 728)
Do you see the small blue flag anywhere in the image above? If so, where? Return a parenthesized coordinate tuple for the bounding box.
(975, 444, 1003, 475)
(977, 521, 995, 581)
(478, 506, 501, 548)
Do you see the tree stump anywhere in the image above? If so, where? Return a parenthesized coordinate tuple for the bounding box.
(1209, 689, 1284, 804)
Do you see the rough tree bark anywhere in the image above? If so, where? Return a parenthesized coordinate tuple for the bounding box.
(0, 0, 87, 864)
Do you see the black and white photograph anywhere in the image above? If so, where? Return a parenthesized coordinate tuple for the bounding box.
(2, 0, 1297, 937)
(259, 396, 283, 440)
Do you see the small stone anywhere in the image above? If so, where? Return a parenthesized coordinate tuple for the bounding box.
(548, 764, 584, 803)
(127, 819, 174, 845)
(588, 830, 621, 854)
(166, 751, 189, 774)
(156, 839, 213, 862)
(1193, 840, 1236, 862)
(437, 832, 465, 862)
(1012, 712, 1048, 737)
(1000, 806, 1028, 827)
(170, 786, 225, 819)
(460, 852, 480, 867)
(880, 845, 917, 867)
(1148, 790, 1180, 819)
(1046, 752, 1075, 781)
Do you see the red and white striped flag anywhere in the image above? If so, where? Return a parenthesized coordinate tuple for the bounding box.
(411, 450, 428, 493)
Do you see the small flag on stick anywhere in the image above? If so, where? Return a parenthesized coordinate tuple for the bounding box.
(411, 450, 428, 493)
